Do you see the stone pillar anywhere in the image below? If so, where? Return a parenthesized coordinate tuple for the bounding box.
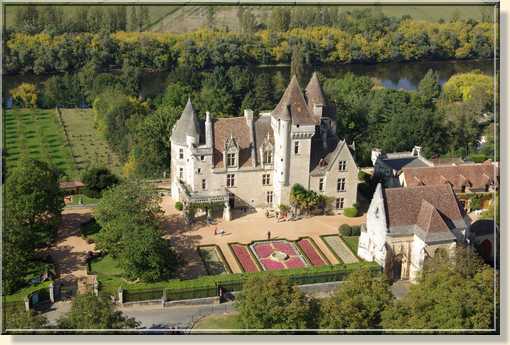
(93, 280, 99, 296)
(117, 287, 124, 305)
(24, 296, 30, 311)
(49, 283, 55, 303)
(223, 202, 231, 222)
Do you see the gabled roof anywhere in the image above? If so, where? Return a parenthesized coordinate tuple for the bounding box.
(271, 76, 318, 126)
(383, 184, 466, 243)
(171, 98, 200, 145)
(305, 72, 326, 111)
(402, 163, 499, 190)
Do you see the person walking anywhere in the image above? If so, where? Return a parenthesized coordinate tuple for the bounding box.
(267, 230, 271, 240)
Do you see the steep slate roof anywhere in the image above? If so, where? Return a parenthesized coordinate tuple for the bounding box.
(382, 156, 430, 171)
(171, 98, 200, 145)
(212, 115, 274, 169)
(271, 76, 318, 126)
(305, 72, 326, 118)
(383, 185, 465, 242)
(402, 163, 498, 190)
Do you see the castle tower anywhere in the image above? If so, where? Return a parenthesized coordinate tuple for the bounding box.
(271, 75, 317, 206)
(170, 98, 200, 200)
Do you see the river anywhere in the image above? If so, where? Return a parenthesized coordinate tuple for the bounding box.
(2, 59, 495, 101)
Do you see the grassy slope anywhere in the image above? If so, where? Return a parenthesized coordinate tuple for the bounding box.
(3, 108, 77, 178)
(193, 313, 241, 329)
(59, 108, 122, 175)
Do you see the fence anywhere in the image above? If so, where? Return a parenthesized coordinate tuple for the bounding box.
(118, 263, 382, 304)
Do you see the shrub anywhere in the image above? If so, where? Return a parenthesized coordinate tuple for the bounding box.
(175, 201, 183, 211)
(344, 207, 358, 218)
(351, 225, 361, 236)
(339, 224, 352, 236)
(470, 194, 482, 211)
(358, 170, 371, 183)
(468, 154, 487, 163)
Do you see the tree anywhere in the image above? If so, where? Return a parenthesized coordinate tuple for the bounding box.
(10, 83, 38, 108)
(118, 224, 176, 281)
(270, 7, 291, 32)
(5, 159, 63, 245)
(82, 167, 119, 198)
(272, 71, 287, 101)
(320, 269, 393, 329)
(253, 75, 274, 112)
(443, 72, 494, 108)
(58, 294, 139, 329)
(236, 275, 313, 329)
(4, 309, 48, 329)
(94, 180, 163, 257)
(290, 45, 305, 84)
(381, 246, 497, 329)
(417, 69, 441, 107)
(206, 6, 216, 29)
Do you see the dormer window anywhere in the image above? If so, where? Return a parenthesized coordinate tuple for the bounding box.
(224, 134, 239, 169)
(263, 150, 273, 164)
(226, 153, 236, 168)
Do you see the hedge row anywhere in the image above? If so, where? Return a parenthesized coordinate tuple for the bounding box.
(115, 261, 381, 303)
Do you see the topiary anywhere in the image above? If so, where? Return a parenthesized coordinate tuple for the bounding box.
(175, 201, 183, 211)
(343, 207, 358, 218)
(339, 224, 352, 236)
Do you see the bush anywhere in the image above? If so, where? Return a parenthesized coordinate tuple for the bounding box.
(175, 201, 183, 211)
(351, 225, 361, 236)
(468, 154, 488, 163)
(82, 167, 119, 198)
(339, 224, 352, 236)
(344, 207, 358, 218)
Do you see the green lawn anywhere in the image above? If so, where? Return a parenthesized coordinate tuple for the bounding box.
(341, 236, 360, 257)
(193, 313, 241, 330)
(59, 108, 122, 175)
(3, 108, 77, 178)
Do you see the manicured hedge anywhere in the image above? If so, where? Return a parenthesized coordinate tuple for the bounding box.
(339, 224, 352, 236)
(109, 261, 381, 302)
(343, 207, 358, 218)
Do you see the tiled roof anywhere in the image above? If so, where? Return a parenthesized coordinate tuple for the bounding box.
(402, 163, 498, 190)
(271, 76, 318, 126)
(59, 181, 85, 189)
(383, 185, 465, 234)
(212, 115, 274, 169)
(171, 98, 200, 145)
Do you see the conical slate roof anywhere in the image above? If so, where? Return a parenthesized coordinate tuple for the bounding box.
(171, 98, 200, 145)
(271, 76, 318, 125)
(305, 72, 326, 108)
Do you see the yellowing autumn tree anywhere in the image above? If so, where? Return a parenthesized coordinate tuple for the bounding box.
(10, 82, 38, 107)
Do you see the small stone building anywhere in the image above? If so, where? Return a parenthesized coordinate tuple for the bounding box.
(358, 183, 470, 282)
(170, 73, 359, 218)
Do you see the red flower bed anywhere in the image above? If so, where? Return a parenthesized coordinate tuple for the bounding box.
(297, 238, 327, 267)
(231, 244, 259, 272)
(285, 257, 306, 269)
(252, 243, 273, 258)
(260, 258, 286, 270)
(273, 241, 297, 256)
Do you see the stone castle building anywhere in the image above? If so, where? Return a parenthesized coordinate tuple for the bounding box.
(170, 73, 358, 219)
(358, 183, 470, 282)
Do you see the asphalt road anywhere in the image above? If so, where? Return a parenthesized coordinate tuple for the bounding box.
(118, 302, 235, 329)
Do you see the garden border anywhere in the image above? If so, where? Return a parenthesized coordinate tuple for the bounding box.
(197, 244, 233, 275)
(319, 234, 345, 263)
(295, 236, 331, 266)
(227, 242, 262, 272)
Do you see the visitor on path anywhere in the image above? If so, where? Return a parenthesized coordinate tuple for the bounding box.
(219, 228, 225, 236)
(267, 230, 271, 240)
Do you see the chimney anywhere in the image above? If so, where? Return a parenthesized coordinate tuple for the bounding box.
(371, 148, 382, 166)
(244, 109, 257, 167)
(205, 111, 213, 148)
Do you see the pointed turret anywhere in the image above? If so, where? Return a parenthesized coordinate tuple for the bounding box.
(271, 75, 317, 125)
(305, 72, 326, 119)
(171, 98, 200, 145)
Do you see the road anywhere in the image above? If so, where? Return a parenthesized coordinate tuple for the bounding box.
(118, 302, 235, 329)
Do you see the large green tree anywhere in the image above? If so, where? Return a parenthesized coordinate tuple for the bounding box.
(4, 309, 48, 330)
(94, 180, 163, 256)
(58, 294, 139, 329)
(320, 269, 393, 329)
(81, 167, 119, 198)
(381, 247, 497, 329)
(236, 275, 313, 329)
